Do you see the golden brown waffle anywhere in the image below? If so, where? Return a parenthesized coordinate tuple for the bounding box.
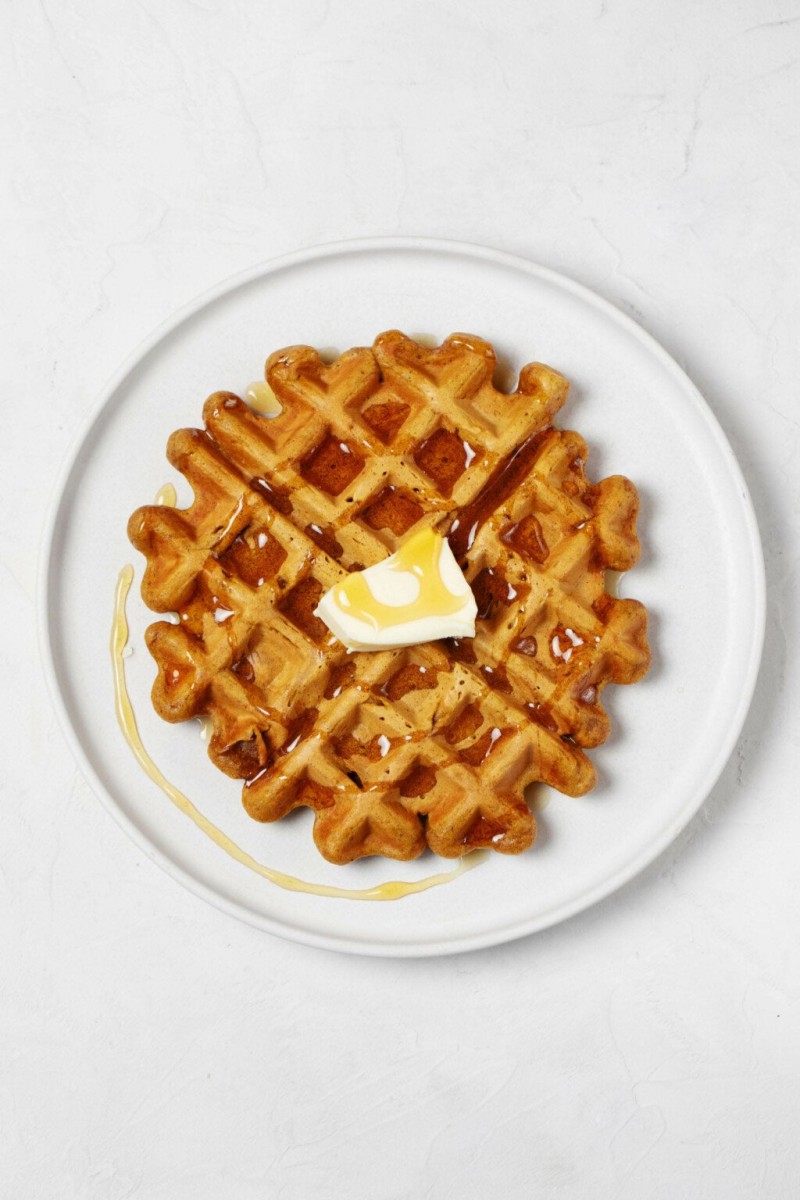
(128, 331, 650, 864)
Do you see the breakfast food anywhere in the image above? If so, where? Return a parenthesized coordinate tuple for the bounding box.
(127, 331, 650, 864)
(314, 526, 478, 650)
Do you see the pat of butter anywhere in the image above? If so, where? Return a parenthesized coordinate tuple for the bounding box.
(314, 527, 477, 651)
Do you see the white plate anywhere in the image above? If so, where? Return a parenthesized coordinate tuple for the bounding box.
(40, 238, 765, 957)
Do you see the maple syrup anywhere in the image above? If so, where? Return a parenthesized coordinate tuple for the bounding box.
(414, 427, 471, 496)
(380, 662, 439, 702)
(501, 514, 549, 563)
(449, 427, 553, 561)
(111, 565, 480, 901)
(301, 433, 365, 495)
(155, 482, 177, 507)
(471, 565, 518, 621)
(249, 476, 294, 515)
(361, 485, 424, 537)
(278, 577, 329, 643)
(330, 528, 465, 633)
(459, 726, 506, 767)
(245, 381, 282, 416)
(361, 400, 411, 444)
(305, 522, 344, 561)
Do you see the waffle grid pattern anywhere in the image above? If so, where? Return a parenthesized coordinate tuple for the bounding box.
(128, 331, 650, 863)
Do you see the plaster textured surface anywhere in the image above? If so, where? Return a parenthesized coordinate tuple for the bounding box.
(1, 2, 798, 1196)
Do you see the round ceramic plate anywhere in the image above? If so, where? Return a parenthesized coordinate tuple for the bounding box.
(40, 238, 765, 957)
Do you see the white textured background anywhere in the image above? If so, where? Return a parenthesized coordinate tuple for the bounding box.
(2, 1, 799, 1196)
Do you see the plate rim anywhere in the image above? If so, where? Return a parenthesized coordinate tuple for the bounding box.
(37, 235, 767, 957)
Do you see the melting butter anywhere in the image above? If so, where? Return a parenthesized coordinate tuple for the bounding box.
(339, 527, 464, 629)
(111, 565, 479, 901)
(315, 527, 477, 651)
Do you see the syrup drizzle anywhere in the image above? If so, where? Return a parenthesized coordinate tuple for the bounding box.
(155, 482, 177, 507)
(328, 527, 467, 633)
(449, 427, 553, 561)
(245, 380, 282, 416)
(111, 566, 480, 901)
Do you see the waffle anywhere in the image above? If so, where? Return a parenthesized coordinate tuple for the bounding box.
(127, 331, 650, 864)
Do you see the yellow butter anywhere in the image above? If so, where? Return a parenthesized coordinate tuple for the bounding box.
(315, 527, 477, 651)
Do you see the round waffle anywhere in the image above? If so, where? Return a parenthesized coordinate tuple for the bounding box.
(127, 331, 650, 864)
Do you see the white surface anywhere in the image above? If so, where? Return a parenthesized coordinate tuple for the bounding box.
(42, 241, 764, 955)
(1, 0, 798, 1194)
